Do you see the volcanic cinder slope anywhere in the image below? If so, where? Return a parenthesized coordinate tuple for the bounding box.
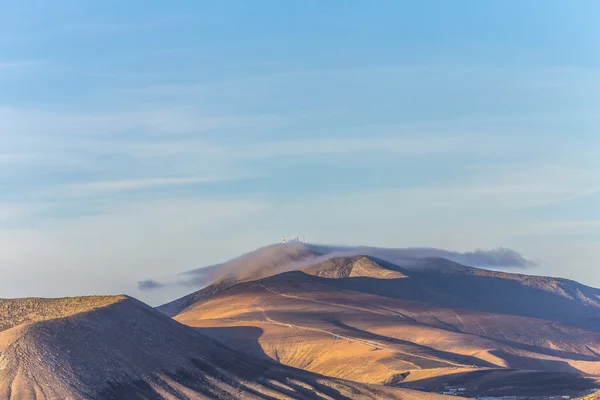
(0, 294, 457, 400)
(160, 244, 600, 398)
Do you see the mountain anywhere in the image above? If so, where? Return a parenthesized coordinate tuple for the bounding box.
(303, 256, 407, 279)
(158, 243, 325, 317)
(160, 245, 600, 398)
(0, 294, 454, 400)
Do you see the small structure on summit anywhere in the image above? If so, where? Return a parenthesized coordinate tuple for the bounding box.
(281, 235, 305, 244)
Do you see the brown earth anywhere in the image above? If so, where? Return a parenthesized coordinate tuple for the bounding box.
(162, 254, 600, 398)
(0, 294, 460, 399)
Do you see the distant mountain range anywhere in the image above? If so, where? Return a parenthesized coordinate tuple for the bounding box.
(159, 243, 600, 398)
(2, 243, 599, 399)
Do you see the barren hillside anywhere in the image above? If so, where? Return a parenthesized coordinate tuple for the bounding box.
(0, 294, 456, 399)
(161, 250, 600, 398)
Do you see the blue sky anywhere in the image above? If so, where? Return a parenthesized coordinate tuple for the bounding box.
(1, 1, 599, 305)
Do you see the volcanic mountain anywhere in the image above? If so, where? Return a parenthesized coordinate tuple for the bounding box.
(0, 295, 454, 399)
(159, 244, 600, 398)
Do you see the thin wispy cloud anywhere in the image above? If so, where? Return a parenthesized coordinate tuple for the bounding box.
(0, 203, 45, 222)
(65, 177, 232, 192)
(122, 134, 505, 161)
(236, 136, 495, 158)
(140, 243, 537, 291)
(66, 15, 197, 34)
(0, 60, 42, 69)
(314, 174, 598, 213)
(137, 279, 165, 290)
(120, 64, 600, 97)
(1, 0, 599, 306)
(0, 106, 291, 138)
(34, 176, 252, 202)
(0, 154, 33, 164)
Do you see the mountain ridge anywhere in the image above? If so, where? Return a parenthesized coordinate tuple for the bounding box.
(0, 295, 128, 332)
(159, 252, 600, 330)
(160, 248, 600, 398)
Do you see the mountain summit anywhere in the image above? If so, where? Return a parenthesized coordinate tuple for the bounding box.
(159, 245, 600, 398)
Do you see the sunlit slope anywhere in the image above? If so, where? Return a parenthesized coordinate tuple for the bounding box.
(162, 246, 600, 332)
(165, 255, 600, 397)
(0, 294, 453, 400)
(0, 295, 125, 331)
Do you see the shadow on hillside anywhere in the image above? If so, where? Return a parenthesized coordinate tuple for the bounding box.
(323, 318, 498, 368)
(399, 368, 598, 397)
(265, 269, 600, 331)
(98, 324, 361, 400)
(193, 325, 271, 360)
(489, 349, 586, 374)
(490, 337, 600, 362)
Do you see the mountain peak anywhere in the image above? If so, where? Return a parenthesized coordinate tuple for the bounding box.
(302, 255, 408, 279)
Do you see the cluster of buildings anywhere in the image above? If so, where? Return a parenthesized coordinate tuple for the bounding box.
(281, 235, 305, 244)
(441, 386, 467, 395)
(439, 389, 573, 400)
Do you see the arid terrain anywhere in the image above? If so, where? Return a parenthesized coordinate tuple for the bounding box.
(159, 243, 600, 398)
(0, 293, 459, 399)
(1, 243, 599, 399)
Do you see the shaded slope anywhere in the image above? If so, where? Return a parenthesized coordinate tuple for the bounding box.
(318, 258, 600, 331)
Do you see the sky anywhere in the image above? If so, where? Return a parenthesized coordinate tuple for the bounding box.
(0, 1, 599, 305)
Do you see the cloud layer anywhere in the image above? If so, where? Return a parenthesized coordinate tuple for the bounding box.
(137, 279, 166, 290)
(139, 242, 537, 291)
